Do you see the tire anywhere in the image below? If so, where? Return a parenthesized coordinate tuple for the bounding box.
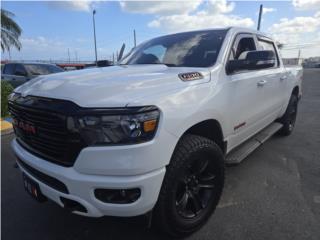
(278, 94, 298, 136)
(153, 134, 225, 237)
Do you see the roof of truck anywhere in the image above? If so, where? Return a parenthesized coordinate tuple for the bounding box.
(157, 27, 272, 41)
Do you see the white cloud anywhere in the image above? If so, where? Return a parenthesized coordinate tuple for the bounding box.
(293, 0, 320, 10)
(141, 0, 254, 32)
(148, 12, 254, 32)
(256, 7, 276, 16)
(119, 0, 202, 15)
(206, 0, 235, 14)
(263, 7, 276, 14)
(47, 1, 96, 12)
(1, 36, 95, 61)
(21, 36, 64, 49)
(269, 11, 320, 45)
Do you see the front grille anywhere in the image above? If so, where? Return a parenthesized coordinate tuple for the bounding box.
(9, 96, 85, 166)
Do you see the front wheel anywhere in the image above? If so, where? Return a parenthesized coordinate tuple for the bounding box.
(278, 94, 298, 136)
(153, 134, 225, 237)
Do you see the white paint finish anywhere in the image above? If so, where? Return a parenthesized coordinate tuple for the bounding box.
(74, 127, 178, 176)
(13, 139, 165, 217)
(15, 65, 210, 108)
(11, 27, 303, 217)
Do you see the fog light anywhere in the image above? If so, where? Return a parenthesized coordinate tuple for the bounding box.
(94, 188, 141, 204)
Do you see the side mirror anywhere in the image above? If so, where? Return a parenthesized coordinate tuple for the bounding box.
(226, 50, 276, 74)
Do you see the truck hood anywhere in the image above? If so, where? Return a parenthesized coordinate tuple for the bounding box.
(15, 65, 210, 107)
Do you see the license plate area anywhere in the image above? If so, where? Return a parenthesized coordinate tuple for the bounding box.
(22, 173, 47, 202)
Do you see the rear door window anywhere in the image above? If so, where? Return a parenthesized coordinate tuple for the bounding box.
(257, 38, 279, 67)
(3, 64, 15, 75)
(14, 64, 28, 76)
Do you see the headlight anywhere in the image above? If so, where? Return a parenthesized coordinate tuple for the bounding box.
(67, 108, 160, 146)
(8, 92, 21, 102)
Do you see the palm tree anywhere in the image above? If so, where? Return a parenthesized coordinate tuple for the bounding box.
(1, 9, 22, 52)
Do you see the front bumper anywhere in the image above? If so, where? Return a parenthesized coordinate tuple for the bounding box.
(12, 139, 166, 217)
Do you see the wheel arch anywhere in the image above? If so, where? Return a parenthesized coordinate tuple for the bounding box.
(181, 119, 226, 154)
(292, 85, 299, 97)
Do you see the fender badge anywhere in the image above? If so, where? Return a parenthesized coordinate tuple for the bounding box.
(234, 122, 246, 131)
(178, 72, 204, 81)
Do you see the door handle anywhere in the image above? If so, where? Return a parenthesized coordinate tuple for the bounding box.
(257, 80, 267, 87)
(280, 76, 287, 81)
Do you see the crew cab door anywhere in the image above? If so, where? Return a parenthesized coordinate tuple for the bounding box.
(256, 36, 287, 116)
(224, 33, 270, 150)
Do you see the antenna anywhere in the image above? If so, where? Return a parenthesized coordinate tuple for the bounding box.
(257, 4, 263, 31)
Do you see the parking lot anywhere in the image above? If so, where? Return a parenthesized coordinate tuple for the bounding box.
(1, 69, 320, 240)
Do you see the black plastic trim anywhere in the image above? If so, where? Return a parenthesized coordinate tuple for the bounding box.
(9, 94, 158, 116)
(60, 197, 87, 213)
(16, 156, 69, 194)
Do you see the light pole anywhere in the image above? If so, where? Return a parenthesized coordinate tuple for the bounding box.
(92, 9, 98, 66)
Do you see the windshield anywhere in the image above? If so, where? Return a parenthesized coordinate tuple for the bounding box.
(24, 64, 64, 75)
(121, 30, 228, 68)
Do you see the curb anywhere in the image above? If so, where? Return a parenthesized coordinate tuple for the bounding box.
(1, 128, 14, 136)
(1, 118, 13, 136)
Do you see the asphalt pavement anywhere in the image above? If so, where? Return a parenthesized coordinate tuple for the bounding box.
(1, 69, 320, 240)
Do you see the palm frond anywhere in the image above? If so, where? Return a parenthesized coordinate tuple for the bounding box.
(1, 9, 22, 52)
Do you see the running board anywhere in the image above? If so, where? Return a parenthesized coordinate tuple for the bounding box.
(226, 122, 283, 165)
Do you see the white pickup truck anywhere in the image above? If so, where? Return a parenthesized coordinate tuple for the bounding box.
(10, 27, 302, 236)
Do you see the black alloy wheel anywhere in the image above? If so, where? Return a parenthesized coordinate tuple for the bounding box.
(175, 157, 217, 219)
(153, 134, 225, 237)
(278, 94, 298, 136)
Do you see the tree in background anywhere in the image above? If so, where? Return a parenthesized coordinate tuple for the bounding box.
(1, 9, 22, 52)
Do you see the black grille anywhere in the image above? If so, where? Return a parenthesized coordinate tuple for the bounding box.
(9, 96, 85, 167)
(17, 157, 69, 194)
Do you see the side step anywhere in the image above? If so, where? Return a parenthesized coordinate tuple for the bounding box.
(226, 122, 283, 165)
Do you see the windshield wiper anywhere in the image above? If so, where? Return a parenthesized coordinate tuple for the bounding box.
(135, 63, 178, 67)
(161, 63, 178, 67)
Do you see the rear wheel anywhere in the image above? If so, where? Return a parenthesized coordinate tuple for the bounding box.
(153, 134, 225, 237)
(278, 94, 298, 136)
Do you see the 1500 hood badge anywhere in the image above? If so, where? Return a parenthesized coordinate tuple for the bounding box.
(178, 72, 204, 81)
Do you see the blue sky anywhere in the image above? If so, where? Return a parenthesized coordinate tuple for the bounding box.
(1, 0, 320, 61)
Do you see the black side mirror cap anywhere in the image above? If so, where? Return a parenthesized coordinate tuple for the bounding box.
(227, 50, 276, 74)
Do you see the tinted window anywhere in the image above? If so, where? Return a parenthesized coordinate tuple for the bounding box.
(3, 64, 15, 75)
(24, 64, 64, 75)
(14, 64, 27, 76)
(234, 37, 256, 60)
(258, 39, 279, 66)
(121, 30, 228, 67)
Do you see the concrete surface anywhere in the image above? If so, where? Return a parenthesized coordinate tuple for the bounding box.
(1, 69, 320, 240)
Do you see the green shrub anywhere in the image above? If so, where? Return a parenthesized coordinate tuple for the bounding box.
(1, 81, 14, 117)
